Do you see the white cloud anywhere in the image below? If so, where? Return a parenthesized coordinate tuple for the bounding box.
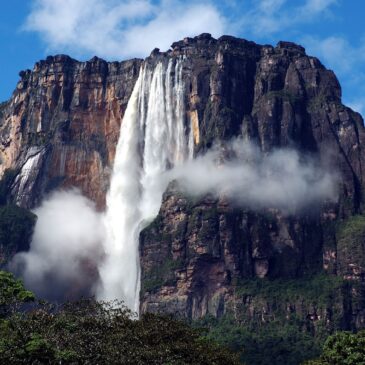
(300, 0, 338, 15)
(258, 0, 287, 13)
(217, 1, 363, 120)
(347, 98, 365, 117)
(235, 0, 337, 37)
(24, 0, 227, 60)
(121, 3, 226, 57)
(302, 35, 365, 73)
(167, 139, 339, 214)
(301, 35, 365, 117)
(10, 190, 105, 300)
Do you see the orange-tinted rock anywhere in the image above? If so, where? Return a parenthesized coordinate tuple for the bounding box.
(0, 55, 142, 210)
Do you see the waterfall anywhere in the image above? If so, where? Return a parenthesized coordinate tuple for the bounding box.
(97, 57, 192, 312)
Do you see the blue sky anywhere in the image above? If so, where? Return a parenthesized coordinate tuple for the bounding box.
(1, 0, 365, 116)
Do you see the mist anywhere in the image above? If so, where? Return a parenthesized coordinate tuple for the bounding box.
(10, 189, 105, 301)
(167, 139, 339, 214)
(10, 139, 339, 303)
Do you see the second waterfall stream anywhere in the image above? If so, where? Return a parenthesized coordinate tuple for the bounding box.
(97, 57, 193, 313)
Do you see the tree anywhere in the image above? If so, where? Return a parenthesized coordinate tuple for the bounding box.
(303, 331, 365, 365)
(0, 298, 241, 364)
(0, 270, 34, 318)
(0, 204, 37, 264)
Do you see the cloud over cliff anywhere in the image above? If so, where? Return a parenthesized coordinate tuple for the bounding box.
(168, 139, 338, 214)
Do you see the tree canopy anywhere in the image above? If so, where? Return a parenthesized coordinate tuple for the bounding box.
(0, 270, 241, 364)
(0, 270, 34, 318)
(303, 331, 365, 365)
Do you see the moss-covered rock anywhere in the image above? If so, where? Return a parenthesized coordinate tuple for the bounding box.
(195, 274, 359, 365)
(196, 314, 322, 365)
(141, 258, 185, 296)
(336, 215, 365, 278)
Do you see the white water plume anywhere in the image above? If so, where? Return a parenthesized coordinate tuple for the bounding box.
(97, 57, 192, 312)
(11, 189, 104, 301)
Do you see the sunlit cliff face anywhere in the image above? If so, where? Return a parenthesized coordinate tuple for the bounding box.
(9, 43, 341, 311)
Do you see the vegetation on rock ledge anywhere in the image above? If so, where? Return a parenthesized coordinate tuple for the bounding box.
(194, 273, 358, 365)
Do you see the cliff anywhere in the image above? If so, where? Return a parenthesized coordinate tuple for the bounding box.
(2, 35, 363, 213)
(130, 36, 365, 364)
(0, 55, 141, 209)
(1, 33, 365, 364)
(139, 34, 365, 317)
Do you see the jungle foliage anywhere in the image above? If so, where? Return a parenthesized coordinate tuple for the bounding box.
(0, 271, 240, 365)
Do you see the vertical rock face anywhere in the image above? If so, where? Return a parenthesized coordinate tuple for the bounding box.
(139, 35, 365, 330)
(1, 34, 365, 333)
(0, 55, 142, 209)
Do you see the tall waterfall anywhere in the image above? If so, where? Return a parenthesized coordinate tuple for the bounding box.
(97, 57, 193, 312)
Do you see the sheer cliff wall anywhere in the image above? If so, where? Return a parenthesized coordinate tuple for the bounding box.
(1, 34, 365, 332)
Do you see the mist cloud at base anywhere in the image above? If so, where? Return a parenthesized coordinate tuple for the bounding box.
(10, 189, 105, 301)
(168, 139, 339, 214)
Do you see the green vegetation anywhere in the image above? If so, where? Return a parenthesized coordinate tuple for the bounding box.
(234, 274, 344, 307)
(336, 215, 365, 242)
(1, 269, 364, 365)
(0, 169, 37, 267)
(193, 274, 353, 365)
(196, 315, 321, 365)
(0, 271, 34, 318)
(336, 215, 365, 275)
(304, 331, 365, 365)
(141, 258, 184, 296)
(0, 270, 240, 364)
(0, 205, 36, 266)
(1, 271, 362, 365)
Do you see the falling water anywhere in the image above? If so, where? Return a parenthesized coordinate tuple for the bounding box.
(97, 57, 193, 312)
